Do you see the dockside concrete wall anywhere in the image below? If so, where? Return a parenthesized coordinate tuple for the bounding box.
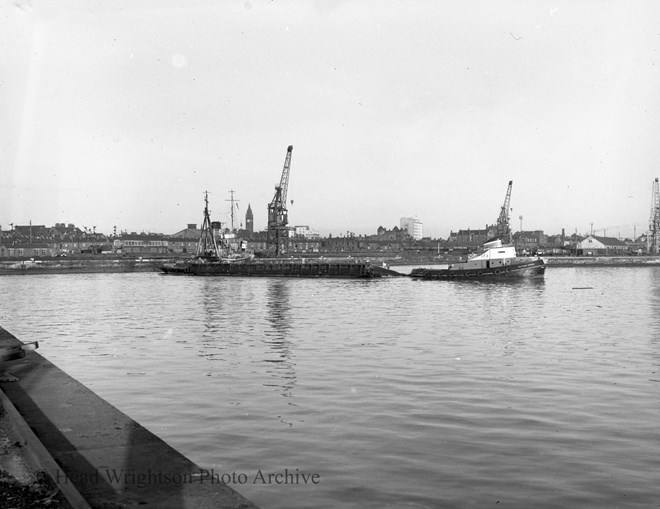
(0, 258, 162, 275)
(544, 256, 660, 267)
(0, 326, 259, 508)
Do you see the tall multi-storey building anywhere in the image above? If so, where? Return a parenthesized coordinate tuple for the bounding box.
(400, 217, 423, 240)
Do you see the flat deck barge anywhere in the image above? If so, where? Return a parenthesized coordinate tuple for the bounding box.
(160, 258, 402, 278)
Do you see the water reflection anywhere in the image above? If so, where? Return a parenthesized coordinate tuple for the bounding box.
(196, 279, 227, 362)
(202, 279, 224, 336)
(196, 279, 243, 364)
(264, 279, 296, 398)
(649, 268, 660, 351)
(448, 277, 546, 289)
(447, 278, 546, 357)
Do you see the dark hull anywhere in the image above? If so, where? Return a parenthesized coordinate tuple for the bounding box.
(410, 258, 545, 280)
(160, 259, 384, 278)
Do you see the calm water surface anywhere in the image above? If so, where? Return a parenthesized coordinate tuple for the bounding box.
(1, 268, 659, 508)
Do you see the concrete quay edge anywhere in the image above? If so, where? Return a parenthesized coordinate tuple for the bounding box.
(0, 258, 161, 275)
(544, 255, 660, 267)
(0, 326, 259, 509)
(0, 386, 90, 508)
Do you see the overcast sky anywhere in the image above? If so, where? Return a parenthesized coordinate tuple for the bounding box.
(2, 0, 660, 239)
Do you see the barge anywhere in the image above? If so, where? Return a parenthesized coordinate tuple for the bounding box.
(410, 239, 545, 280)
(161, 257, 384, 278)
(160, 193, 393, 279)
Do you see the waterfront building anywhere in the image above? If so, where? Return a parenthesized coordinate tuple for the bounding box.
(447, 227, 496, 249)
(512, 230, 547, 255)
(243, 230, 268, 254)
(167, 225, 201, 254)
(577, 235, 628, 256)
(0, 242, 55, 258)
(0, 223, 109, 256)
(322, 234, 369, 253)
(375, 226, 411, 241)
(290, 238, 321, 253)
(543, 234, 572, 255)
(13, 224, 49, 241)
(400, 217, 423, 240)
(114, 233, 169, 255)
(290, 226, 321, 253)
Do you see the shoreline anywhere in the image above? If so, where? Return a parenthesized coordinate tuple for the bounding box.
(543, 256, 660, 267)
(1, 255, 659, 276)
(0, 258, 162, 275)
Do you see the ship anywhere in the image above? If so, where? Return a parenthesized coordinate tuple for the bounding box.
(160, 193, 393, 279)
(409, 238, 545, 280)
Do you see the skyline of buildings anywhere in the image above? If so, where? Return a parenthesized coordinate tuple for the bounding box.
(0, 209, 651, 243)
(1, 185, 656, 257)
(3, 177, 658, 243)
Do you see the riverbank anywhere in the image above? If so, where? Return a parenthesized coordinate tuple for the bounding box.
(1, 254, 659, 275)
(0, 257, 162, 275)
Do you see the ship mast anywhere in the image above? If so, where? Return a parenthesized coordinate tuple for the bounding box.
(226, 189, 239, 233)
(196, 191, 220, 258)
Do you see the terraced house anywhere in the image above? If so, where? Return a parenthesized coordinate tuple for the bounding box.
(0, 223, 108, 257)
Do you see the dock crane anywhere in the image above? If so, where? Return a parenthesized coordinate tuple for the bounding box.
(496, 180, 513, 243)
(267, 145, 293, 257)
(649, 177, 660, 255)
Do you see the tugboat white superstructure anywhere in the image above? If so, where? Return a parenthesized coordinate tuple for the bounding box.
(410, 239, 545, 280)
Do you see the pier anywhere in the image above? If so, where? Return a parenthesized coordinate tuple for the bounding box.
(0, 326, 259, 508)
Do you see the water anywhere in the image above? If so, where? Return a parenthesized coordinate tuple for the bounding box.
(1, 268, 659, 508)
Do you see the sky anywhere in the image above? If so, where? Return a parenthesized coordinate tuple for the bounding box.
(2, 0, 660, 239)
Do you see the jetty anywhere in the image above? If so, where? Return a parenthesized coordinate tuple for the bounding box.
(0, 326, 258, 508)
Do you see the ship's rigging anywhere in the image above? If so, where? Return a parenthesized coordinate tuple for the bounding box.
(196, 191, 219, 258)
(226, 189, 239, 233)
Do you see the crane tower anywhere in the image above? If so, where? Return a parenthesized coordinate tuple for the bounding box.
(649, 177, 660, 255)
(267, 145, 293, 257)
(496, 180, 513, 243)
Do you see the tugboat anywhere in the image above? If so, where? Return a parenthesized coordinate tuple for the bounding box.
(411, 180, 545, 280)
(409, 238, 545, 280)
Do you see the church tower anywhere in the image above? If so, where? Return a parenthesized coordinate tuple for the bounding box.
(245, 204, 254, 235)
